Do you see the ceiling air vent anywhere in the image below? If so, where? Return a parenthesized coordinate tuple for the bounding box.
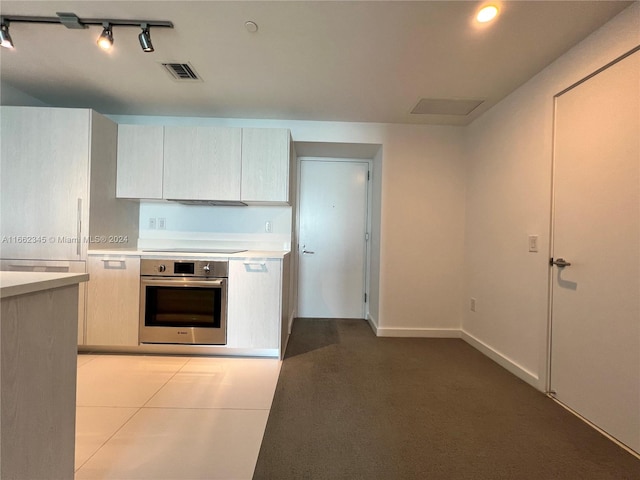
(161, 62, 202, 82)
(411, 98, 484, 116)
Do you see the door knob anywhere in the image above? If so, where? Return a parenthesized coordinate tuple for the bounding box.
(302, 250, 315, 255)
(550, 257, 572, 267)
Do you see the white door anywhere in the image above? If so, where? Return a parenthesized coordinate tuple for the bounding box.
(297, 159, 369, 318)
(550, 49, 639, 453)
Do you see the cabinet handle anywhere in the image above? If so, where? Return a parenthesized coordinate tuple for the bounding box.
(76, 198, 82, 256)
(243, 261, 268, 272)
(101, 258, 126, 269)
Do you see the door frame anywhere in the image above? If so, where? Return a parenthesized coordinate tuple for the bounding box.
(546, 45, 640, 395)
(295, 156, 373, 319)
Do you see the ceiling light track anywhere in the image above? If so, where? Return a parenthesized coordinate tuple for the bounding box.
(0, 12, 173, 52)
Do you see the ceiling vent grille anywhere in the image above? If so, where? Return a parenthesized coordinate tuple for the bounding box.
(161, 62, 202, 81)
(411, 98, 484, 116)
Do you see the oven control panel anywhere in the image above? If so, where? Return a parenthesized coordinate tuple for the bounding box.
(140, 259, 229, 278)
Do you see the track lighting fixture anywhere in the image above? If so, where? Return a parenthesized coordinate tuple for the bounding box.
(0, 12, 173, 52)
(97, 23, 113, 50)
(138, 23, 154, 52)
(0, 20, 14, 49)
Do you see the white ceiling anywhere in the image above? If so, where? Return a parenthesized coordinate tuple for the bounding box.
(0, 1, 632, 126)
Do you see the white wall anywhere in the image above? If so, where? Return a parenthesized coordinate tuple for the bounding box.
(375, 125, 465, 335)
(0, 82, 48, 107)
(109, 114, 467, 335)
(138, 202, 293, 251)
(462, 3, 640, 390)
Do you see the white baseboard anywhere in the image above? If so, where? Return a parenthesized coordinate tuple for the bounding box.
(366, 313, 378, 333)
(461, 329, 540, 390)
(374, 325, 461, 338)
(314, 316, 542, 391)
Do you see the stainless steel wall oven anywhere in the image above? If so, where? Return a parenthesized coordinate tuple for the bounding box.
(139, 259, 228, 345)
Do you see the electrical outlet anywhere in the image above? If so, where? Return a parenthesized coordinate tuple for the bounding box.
(265, 221, 272, 233)
(158, 218, 166, 230)
(528, 235, 539, 253)
(148, 218, 157, 229)
(470, 297, 477, 312)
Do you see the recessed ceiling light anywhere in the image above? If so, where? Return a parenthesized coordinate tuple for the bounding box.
(476, 5, 499, 23)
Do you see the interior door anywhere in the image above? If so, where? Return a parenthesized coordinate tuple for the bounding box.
(550, 49, 639, 453)
(297, 159, 369, 318)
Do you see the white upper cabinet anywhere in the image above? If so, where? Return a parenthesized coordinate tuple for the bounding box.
(114, 125, 292, 203)
(241, 128, 291, 204)
(116, 125, 164, 199)
(163, 126, 242, 201)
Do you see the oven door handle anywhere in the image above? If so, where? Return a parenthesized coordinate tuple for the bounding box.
(141, 278, 226, 288)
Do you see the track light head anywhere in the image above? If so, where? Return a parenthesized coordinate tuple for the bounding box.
(97, 23, 113, 50)
(138, 23, 154, 52)
(0, 20, 14, 49)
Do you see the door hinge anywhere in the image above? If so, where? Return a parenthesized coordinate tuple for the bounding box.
(365, 232, 369, 241)
(364, 293, 368, 303)
(367, 171, 370, 181)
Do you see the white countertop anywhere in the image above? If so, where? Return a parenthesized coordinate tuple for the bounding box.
(0, 272, 90, 299)
(88, 249, 290, 259)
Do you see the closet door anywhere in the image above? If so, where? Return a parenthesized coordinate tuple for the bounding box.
(550, 49, 639, 454)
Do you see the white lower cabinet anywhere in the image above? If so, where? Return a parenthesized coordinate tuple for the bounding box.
(227, 258, 282, 350)
(86, 255, 140, 346)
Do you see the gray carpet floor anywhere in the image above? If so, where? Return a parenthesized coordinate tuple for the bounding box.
(253, 318, 640, 479)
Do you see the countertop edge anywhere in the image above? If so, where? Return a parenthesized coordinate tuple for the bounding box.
(87, 249, 290, 259)
(0, 272, 90, 299)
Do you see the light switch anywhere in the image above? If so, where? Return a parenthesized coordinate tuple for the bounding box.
(148, 218, 157, 229)
(158, 218, 166, 230)
(528, 235, 539, 253)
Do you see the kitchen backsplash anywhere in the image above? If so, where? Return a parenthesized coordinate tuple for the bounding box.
(138, 201, 292, 251)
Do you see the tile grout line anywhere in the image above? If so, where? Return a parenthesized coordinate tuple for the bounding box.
(75, 355, 191, 474)
(139, 355, 192, 409)
(75, 355, 280, 476)
(74, 406, 141, 474)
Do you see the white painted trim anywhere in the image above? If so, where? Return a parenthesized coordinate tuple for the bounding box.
(549, 395, 640, 459)
(366, 313, 378, 334)
(288, 312, 295, 335)
(461, 329, 541, 390)
(376, 327, 461, 338)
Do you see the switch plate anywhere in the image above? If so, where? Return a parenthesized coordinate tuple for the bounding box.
(148, 218, 157, 229)
(158, 218, 166, 230)
(528, 235, 539, 253)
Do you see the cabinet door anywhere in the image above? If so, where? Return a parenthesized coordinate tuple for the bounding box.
(86, 256, 140, 346)
(227, 259, 281, 349)
(163, 126, 241, 200)
(0, 107, 89, 259)
(116, 125, 164, 199)
(241, 128, 290, 203)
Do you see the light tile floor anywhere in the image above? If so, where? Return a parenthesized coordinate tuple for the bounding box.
(74, 354, 281, 480)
